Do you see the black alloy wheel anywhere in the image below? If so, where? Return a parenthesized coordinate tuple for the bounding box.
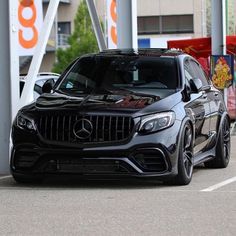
(205, 117, 231, 168)
(222, 118, 231, 165)
(174, 122, 194, 185)
(183, 124, 194, 178)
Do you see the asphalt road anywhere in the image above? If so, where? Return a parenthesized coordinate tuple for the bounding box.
(0, 136, 236, 236)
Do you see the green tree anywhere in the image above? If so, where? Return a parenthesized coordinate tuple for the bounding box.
(53, 0, 98, 73)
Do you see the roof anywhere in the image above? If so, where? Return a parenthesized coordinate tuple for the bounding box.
(99, 48, 184, 57)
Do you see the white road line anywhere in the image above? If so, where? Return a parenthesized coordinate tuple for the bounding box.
(201, 176, 236, 192)
(0, 175, 12, 180)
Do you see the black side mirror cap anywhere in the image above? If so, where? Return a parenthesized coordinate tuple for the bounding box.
(190, 78, 203, 93)
(42, 79, 54, 94)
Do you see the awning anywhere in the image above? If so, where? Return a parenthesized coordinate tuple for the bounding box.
(167, 36, 236, 58)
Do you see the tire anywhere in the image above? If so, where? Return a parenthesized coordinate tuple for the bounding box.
(12, 173, 43, 184)
(173, 122, 194, 185)
(205, 117, 230, 168)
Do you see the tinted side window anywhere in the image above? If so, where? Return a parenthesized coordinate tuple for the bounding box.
(184, 60, 194, 81)
(189, 60, 209, 86)
(184, 60, 195, 91)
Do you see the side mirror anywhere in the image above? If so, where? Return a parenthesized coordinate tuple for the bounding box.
(190, 78, 203, 93)
(42, 79, 54, 94)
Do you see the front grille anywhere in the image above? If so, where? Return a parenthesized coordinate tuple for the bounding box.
(36, 113, 134, 144)
(44, 158, 135, 174)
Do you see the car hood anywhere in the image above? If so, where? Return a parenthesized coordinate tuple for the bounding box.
(34, 91, 182, 117)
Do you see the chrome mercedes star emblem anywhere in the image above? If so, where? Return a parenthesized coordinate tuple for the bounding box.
(73, 118, 93, 139)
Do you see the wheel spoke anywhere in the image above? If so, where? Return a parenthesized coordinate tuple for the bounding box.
(224, 130, 230, 142)
(183, 151, 193, 176)
(224, 143, 230, 159)
(184, 151, 193, 165)
(184, 127, 192, 149)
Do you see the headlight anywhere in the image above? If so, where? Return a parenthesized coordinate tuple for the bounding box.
(16, 113, 36, 131)
(139, 111, 175, 134)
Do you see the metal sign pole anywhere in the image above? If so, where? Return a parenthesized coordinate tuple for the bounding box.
(211, 0, 227, 104)
(0, 1, 12, 173)
(86, 0, 107, 51)
(117, 0, 137, 49)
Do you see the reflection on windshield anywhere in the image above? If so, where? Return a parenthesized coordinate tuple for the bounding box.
(58, 55, 178, 96)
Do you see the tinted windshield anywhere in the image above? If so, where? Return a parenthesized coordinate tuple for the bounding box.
(58, 55, 178, 95)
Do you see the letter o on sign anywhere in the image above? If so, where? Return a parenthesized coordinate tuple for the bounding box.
(18, 0, 38, 49)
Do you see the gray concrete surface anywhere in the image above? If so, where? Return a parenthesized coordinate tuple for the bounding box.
(0, 136, 236, 235)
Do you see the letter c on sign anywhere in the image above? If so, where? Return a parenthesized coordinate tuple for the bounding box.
(18, 0, 38, 49)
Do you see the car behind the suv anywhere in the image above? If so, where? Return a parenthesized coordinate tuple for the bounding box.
(11, 49, 230, 185)
(20, 72, 60, 102)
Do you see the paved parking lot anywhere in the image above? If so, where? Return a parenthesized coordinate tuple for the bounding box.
(0, 136, 236, 235)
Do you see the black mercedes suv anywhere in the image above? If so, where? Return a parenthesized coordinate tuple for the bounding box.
(10, 49, 231, 185)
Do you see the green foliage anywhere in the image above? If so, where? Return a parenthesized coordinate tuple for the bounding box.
(53, 0, 99, 73)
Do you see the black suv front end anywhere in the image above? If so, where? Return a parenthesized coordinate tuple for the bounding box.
(10, 49, 185, 182)
(11, 105, 182, 179)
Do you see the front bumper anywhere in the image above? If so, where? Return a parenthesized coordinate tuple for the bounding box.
(10, 121, 181, 179)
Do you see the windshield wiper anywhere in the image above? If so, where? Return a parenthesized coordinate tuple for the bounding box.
(113, 87, 158, 100)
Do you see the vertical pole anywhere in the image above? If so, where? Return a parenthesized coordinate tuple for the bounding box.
(55, 11, 58, 62)
(0, 1, 11, 173)
(211, 0, 226, 55)
(211, 0, 227, 103)
(9, 1, 20, 120)
(117, 0, 137, 49)
(86, 0, 107, 51)
(19, 0, 60, 108)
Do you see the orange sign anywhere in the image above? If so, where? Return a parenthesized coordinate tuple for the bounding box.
(107, 0, 117, 48)
(18, 0, 43, 56)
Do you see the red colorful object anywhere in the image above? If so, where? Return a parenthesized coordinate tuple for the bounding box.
(167, 36, 236, 58)
(168, 36, 236, 120)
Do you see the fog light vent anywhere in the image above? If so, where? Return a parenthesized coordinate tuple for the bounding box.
(133, 149, 167, 172)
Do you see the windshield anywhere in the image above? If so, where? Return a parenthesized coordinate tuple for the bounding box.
(57, 55, 178, 96)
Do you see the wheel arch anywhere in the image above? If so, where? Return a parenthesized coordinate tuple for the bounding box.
(176, 116, 195, 161)
(217, 112, 230, 140)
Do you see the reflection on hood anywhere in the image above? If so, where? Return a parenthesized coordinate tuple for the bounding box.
(36, 92, 160, 110)
(114, 95, 160, 108)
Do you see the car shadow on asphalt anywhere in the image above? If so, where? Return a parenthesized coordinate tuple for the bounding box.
(0, 164, 209, 190)
(0, 175, 167, 190)
(0, 171, 204, 190)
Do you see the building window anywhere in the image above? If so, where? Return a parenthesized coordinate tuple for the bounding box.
(138, 16, 160, 34)
(138, 15, 193, 35)
(58, 22, 71, 35)
(162, 15, 193, 33)
(58, 22, 71, 47)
